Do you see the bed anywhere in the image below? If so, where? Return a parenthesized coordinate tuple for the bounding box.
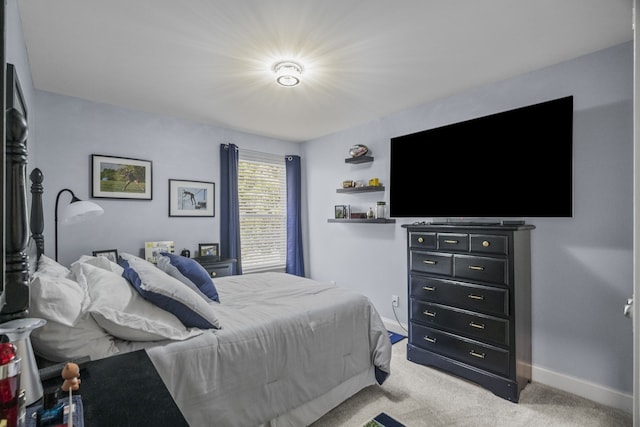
(2, 117, 392, 426)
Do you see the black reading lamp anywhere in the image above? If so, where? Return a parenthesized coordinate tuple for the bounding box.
(55, 188, 104, 261)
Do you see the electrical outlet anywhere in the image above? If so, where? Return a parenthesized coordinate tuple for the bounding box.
(392, 295, 399, 307)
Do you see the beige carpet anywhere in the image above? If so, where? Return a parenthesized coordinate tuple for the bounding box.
(311, 340, 632, 427)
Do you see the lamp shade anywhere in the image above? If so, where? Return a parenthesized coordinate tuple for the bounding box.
(59, 200, 104, 225)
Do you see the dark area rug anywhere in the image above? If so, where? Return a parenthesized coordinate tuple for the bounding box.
(363, 412, 406, 427)
(388, 331, 405, 345)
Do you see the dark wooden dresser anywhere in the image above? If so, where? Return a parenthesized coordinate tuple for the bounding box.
(403, 222, 534, 402)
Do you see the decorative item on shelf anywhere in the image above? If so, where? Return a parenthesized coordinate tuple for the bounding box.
(376, 201, 386, 219)
(367, 207, 375, 219)
(180, 248, 191, 258)
(349, 144, 369, 158)
(350, 212, 367, 219)
(368, 177, 380, 186)
(355, 180, 365, 187)
(334, 205, 347, 219)
(342, 180, 355, 188)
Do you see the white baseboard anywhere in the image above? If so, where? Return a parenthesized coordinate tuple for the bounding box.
(380, 317, 632, 414)
(532, 365, 632, 413)
(381, 316, 408, 336)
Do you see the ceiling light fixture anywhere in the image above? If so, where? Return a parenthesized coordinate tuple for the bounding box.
(274, 61, 302, 87)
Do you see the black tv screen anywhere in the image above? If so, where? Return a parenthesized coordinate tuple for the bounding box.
(389, 96, 573, 218)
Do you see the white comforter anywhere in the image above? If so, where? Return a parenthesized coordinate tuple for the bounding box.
(137, 272, 392, 426)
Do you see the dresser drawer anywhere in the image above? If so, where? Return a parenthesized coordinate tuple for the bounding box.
(409, 232, 436, 250)
(410, 251, 453, 276)
(454, 254, 507, 285)
(437, 233, 468, 251)
(411, 300, 509, 346)
(410, 275, 509, 316)
(205, 264, 232, 278)
(410, 323, 510, 377)
(470, 234, 507, 255)
(194, 257, 236, 278)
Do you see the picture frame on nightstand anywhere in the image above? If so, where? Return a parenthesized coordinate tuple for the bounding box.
(198, 243, 219, 258)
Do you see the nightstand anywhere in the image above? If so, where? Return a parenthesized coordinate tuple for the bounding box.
(194, 257, 237, 278)
(39, 350, 188, 426)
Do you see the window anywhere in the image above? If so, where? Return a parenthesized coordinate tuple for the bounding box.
(238, 151, 287, 273)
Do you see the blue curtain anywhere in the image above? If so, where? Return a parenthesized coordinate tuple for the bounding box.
(219, 143, 242, 275)
(285, 155, 304, 276)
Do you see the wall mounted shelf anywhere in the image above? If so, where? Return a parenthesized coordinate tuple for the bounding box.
(327, 218, 395, 224)
(336, 185, 385, 193)
(345, 155, 373, 164)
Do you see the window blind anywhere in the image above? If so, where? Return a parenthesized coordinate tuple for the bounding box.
(238, 151, 286, 273)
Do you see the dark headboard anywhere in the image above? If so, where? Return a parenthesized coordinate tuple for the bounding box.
(1, 107, 43, 322)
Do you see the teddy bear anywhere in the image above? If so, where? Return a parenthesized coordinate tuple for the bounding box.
(60, 362, 81, 392)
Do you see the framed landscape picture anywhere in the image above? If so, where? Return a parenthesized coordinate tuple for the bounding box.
(92, 154, 152, 200)
(169, 179, 215, 217)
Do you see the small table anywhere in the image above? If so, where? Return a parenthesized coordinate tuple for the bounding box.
(40, 350, 188, 426)
(194, 256, 237, 278)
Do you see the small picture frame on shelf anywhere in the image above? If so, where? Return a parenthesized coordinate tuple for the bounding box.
(335, 205, 347, 219)
(92, 249, 119, 263)
(198, 243, 219, 258)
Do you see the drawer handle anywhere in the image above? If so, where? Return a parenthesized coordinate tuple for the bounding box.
(468, 265, 484, 271)
(469, 350, 486, 359)
(210, 272, 217, 277)
(423, 260, 436, 265)
(467, 294, 484, 301)
(423, 310, 436, 317)
(482, 240, 490, 247)
(443, 239, 458, 244)
(423, 336, 436, 343)
(417, 237, 424, 243)
(469, 322, 485, 329)
(423, 286, 436, 292)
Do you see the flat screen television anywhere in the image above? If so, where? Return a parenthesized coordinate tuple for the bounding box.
(389, 95, 573, 219)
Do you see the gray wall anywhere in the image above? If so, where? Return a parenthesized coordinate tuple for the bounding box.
(6, 0, 635, 410)
(32, 94, 300, 267)
(302, 42, 634, 403)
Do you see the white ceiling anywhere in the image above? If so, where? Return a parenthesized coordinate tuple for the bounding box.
(17, 0, 633, 142)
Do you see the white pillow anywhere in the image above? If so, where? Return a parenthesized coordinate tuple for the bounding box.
(119, 253, 221, 330)
(33, 254, 72, 279)
(31, 315, 119, 362)
(71, 254, 124, 286)
(29, 275, 88, 327)
(79, 263, 204, 341)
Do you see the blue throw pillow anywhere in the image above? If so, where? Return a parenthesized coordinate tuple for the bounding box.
(156, 252, 219, 302)
(119, 254, 221, 330)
